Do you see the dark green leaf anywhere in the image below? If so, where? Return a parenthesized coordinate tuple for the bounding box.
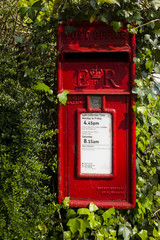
(136, 158, 142, 175)
(90, 0, 96, 8)
(66, 209, 77, 218)
(132, 12, 143, 24)
(37, 43, 48, 52)
(18, 7, 29, 20)
(110, 21, 123, 32)
(13, 35, 26, 44)
(32, 0, 43, 9)
(28, 7, 35, 20)
(99, 15, 108, 23)
(65, 26, 77, 35)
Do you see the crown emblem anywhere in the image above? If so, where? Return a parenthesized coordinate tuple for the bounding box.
(90, 66, 103, 79)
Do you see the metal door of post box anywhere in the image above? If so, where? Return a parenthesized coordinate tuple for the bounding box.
(57, 21, 136, 209)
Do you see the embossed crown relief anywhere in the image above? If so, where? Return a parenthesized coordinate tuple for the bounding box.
(90, 66, 103, 79)
(76, 66, 119, 88)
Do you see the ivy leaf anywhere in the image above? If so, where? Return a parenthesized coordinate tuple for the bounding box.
(19, 2, 43, 21)
(133, 57, 141, 64)
(67, 218, 80, 234)
(132, 86, 145, 98)
(89, 202, 98, 212)
(13, 35, 26, 44)
(99, 15, 108, 24)
(65, 26, 76, 35)
(138, 176, 146, 187)
(109, 229, 116, 237)
(153, 228, 160, 238)
(62, 196, 70, 207)
(138, 229, 148, 240)
(87, 212, 95, 229)
(154, 65, 160, 73)
(53, 0, 63, 9)
(137, 106, 147, 115)
(145, 60, 153, 72)
(87, 212, 100, 229)
(96, 0, 120, 6)
(150, 116, 159, 125)
(38, 223, 47, 232)
(78, 219, 90, 237)
(132, 12, 143, 25)
(24, 68, 33, 77)
(96, 231, 104, 239)
(90, 0, 96, 8)
(37, 43, 48, 52)
(102, 207, 115, 220)
(156, 191, 160, 196)
(28, 7, 35, 20)
(34, 82, 53, 94)
(90, 13, 97, 23)
(77, 208, 90, 215)
(18, 7, 29, 20)
(66, 209, 77, 218)
(57, 90, 69, 105)
(110, 21, 123, 32)
(64, 231, 71, 239)
(32, 0, 43, 10)
(153, 0, 160, 10)
(127, 24, 138, 34)
(118, 222, 133, 240)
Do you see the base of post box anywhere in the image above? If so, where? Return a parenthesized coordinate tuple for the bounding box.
(69, 199, 136, 209)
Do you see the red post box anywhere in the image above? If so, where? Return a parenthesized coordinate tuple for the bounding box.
(57, 21, 136, 209)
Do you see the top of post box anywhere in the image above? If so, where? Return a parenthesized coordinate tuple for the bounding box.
(57, 21, 132, 53)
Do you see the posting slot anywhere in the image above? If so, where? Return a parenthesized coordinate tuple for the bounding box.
(63, 51, 130, 62)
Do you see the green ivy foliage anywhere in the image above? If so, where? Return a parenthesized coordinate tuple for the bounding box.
(0, 0, 160, 239)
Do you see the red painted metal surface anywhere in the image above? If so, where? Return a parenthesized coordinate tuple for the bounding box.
(57, 21, 136, 209)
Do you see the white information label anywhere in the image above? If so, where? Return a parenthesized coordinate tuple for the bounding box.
(81, 113, 112, 175)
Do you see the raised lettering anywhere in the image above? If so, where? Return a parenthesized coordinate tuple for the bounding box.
(104, 69, 119, 88)
(76, 69, 89, 88)
(75, 68, 120, 89)
(97, 186, 126, 195)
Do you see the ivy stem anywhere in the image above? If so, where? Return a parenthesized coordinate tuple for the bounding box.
(135, 19, 160, 29)
(152, 209, 160, 218)
(58, 210, 65, 240)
